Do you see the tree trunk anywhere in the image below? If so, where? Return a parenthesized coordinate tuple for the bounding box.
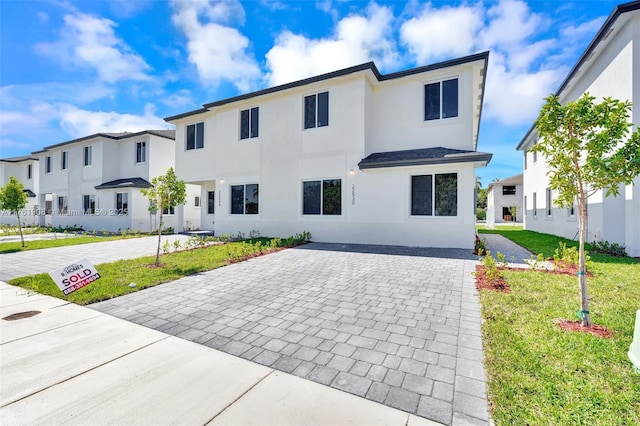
(155, 211, 163, 267)
(577, 194, 591, 327)
(16, 211, 25, 248)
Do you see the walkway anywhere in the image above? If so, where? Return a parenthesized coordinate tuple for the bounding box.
(91, 243, 490, 425)
(480, 233, 533, 264)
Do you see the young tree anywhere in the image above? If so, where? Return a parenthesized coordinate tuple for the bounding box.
(0, 176, 29, 248)
(140, 168, 186, 266)
(533, 93, 640, 327)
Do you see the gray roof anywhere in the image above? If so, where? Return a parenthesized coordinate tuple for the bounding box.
(358, 147, 493, 170)
(0, 155, 38, 163)
(95, 177, 152, 190)
(165, 52, 489, 122)
(23, 189, 36, 198)
(36, 129, 176, 153)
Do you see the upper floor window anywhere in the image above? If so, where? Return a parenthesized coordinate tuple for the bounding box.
(533, 192, 537, 217)
(116, 193, 129, 215)
(45, 156, 52, 174)
(303, 179, 341, 215)
(240, 107, 259, 139)
(136, 141, 146, 163)
(61, 151, 68, 170)
(231, 183, 259, 215)
(27, 164, 32, 179)
(546, 188, 552, 216)
(304, 91, 329, 129)
(186, 122, 204, 150)
(84, 146, 92, 166)
(411, 173, 458, 216)
(503, 185, 516, 195)
(424, 78, 458, 121)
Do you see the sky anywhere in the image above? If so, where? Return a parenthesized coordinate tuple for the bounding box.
(0, 0, 625, 185)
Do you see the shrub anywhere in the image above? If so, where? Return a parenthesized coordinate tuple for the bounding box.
(591, 239, 627, 257)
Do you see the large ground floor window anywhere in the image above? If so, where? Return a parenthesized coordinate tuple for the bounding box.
(411, 173, 457, 216)
(303, 179, 341, 215)
(231, 184, 259, 214)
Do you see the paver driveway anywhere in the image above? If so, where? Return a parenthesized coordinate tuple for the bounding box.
(91, 243, 489, 425)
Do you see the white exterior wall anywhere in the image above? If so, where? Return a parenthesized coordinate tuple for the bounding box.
(521, 13, 640, 256)
(0, 159, 40, 226)
(486, 183, 523, 228)
(173, 60, 486, 249)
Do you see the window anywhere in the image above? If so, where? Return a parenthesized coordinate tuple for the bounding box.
(186, 122, 204, 150)
(45, 156, 52, 173)
(546, 188, 552, 216)
(304, 91, 329, 129)
(136, 141, 146, 163)
(524, 196, 528, 216)
(83, 194, 95, 215)
(162, 206, 175, 215)
(503, 185, 516, 195)
(84, 146, 92, 166)
(116, 193, 128, 215)
(45, 200, 52, 215)
(411, 173, 457, 216)
(240, 107, 259, 139)
(61, 151, 68, 170)
(207, 191, 215, 214)
(194, 196, 201, 207)
(533, 192, 537, 217)
(302, 179, 341, 215)
(231, 184, 259, 215)
(424, 78, 458, 121)
(57, 196, 68, 214)
(568, 203, 575, 217)
(27, 164, 32, 179)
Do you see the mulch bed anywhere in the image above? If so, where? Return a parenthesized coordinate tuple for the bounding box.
(474, 265, 511, 292)
(554, 319, 613, 338)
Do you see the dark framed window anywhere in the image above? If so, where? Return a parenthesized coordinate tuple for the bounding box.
(45, 156, 52, 173)
(240, 107, 259, 139)
(231, 184, 259, 215)
(27, 164, 32, 179)
(194, 196, 200, 207)
(84, 146, 92, 166)
(546, 188, 552, 216)
(83, 194, 95, 215)
(61, 151, 68, 170)
(115, 193, 129, 215)
(503, 185, 516, 195)
(136, 141, 146, 163)
(45, 200, 52, 215)
(303, 179, 341, 215)
(304, 91, 329, 129)
(533, 192, 537, 217)
(424, 78, 458, 121)
(568, 204, 575, 217)
(57, 196, 68, 214)
(207, 191, 215, 214)
(162, 206, 175, 215)
(411, 173, 457, 216)
(186, 122, 204, 150)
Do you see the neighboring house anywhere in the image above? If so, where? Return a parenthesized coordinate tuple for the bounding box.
(0, 155, 40, 226)
(32, 130, 201, 232)
(166, 53, 492, 249)
(486, 174, 523, 228)
(517, 1, 640, 256)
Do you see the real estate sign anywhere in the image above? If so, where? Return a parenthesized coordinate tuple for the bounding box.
(49, 258, 101, 295)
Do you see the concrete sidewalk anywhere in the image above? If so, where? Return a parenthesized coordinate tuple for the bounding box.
(0, 235, 191, 281)
(480, 234, 533, 265)
(0, 282, 441, 426)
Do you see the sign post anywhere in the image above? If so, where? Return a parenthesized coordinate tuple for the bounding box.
(49, 258, 101, 295)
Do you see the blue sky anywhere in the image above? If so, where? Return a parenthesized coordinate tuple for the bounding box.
(0, 0, 623, 185)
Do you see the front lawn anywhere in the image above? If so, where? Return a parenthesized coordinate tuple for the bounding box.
(478, 230, 640, 424)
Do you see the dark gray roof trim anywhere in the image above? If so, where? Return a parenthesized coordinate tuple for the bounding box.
(358, 147, 493, 170)
(95, 177, 152, 190)
(23, 189, 36, 197)
(0, 155, 38, 163)
(517, 1, 640, 150)
(39, 129, 175, 152)
(164, 52, 489, 122)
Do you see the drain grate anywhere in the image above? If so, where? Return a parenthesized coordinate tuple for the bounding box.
(3, 311, 41, 321)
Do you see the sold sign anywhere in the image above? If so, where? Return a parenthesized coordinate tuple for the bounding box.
(49, 258, 101, 295)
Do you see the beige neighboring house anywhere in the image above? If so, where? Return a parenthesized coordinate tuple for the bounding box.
(0, 155, 40, 226)
(485, 174, 523, 228)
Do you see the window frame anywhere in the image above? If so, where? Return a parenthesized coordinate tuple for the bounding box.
(83, 194, 95, 215)
(424, 77, 459, 121)
(27, 164, 32, 179)
(502, 185, 516, 196)
(207, 191, 215, 214)
(57, 195, 68, 215)
(304, 91, 329, 129)
(546, 188, 552, 217)
(61, 151, 68, 170)
(45, 156, 52, 174)
(136, 141, 146, 163)
(115, 192, 129, 215)
(301, 178, 342, 216)
(230, 183, 259, 215)
(533, 192, 537, 217)
(162, 205, 175, 215)
(186, 122, 204, 151)
(240, 106, 259, 140)
(194, 196, 201, 208)
(83, 145, 92, 166)
(410, 172, 458, 217)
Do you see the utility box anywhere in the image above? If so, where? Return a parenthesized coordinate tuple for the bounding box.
(630, 310, 640, 373)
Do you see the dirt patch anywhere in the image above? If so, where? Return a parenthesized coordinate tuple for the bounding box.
(555, 319, 612, 338)
(475, 265, 511, 292)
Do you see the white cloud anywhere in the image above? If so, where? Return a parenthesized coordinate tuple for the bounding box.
(170, 0, 260, 92)
(161, 89, 196, 109)
(400, 3, 483, 64)
(480, 0, 545, 51)
(35, 12, 151, 83)
(265, 3, 398, 86)
(58, 104, 169, 137)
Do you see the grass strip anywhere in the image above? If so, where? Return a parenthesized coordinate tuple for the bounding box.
(0, 235, 141, 254)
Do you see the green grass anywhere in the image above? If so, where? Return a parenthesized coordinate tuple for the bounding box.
(476, 224, 523, 231)
(0, 235, 142, 254)
(479, 230, 640, 425)
(8, 238, 291, 305)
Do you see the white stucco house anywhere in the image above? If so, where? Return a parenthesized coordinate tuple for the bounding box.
(486, 174, 523, 228)
(166, 52, 492, 249)
(32, 130, 201, 233)
(0, 155, 40, 226)
(517, 1, 640, 256)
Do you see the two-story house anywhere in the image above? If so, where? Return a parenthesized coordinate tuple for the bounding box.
(33, 130, 201, 232)
(517, 1, 640, 257)
(486, 174, 523, 228)
(0, 155, 40, 226)
(166, 53, 491, 249)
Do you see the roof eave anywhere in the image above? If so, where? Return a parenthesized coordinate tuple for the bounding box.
(358, 153, 493, 170)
